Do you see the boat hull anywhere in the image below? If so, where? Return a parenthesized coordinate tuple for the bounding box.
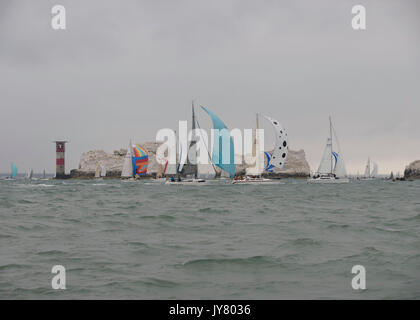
(165, 179, 207, 185)
(232, 178, 280, 185)
(307, 177, 349, 184)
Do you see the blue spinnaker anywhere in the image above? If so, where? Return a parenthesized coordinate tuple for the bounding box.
(264, 152, 275, 172)
(11, 163, 18, 178)
(201, 106, 235, 178)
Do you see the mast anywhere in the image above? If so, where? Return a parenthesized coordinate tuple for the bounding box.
(256, 113, 261, 177)
(129, 139, 133, 178)
(329, 116, 333, 174)
(192, 101, 198, 179)
(175, 130, 180, 179)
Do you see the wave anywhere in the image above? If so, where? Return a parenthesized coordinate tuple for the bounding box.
(182, 256, 278, 268)
(198, 207, 229, 214)
(290, 238, 322, 246)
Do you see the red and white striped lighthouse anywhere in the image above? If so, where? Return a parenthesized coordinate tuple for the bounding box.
(54, 141, 68, 178)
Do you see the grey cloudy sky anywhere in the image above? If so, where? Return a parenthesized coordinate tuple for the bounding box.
(0, 0, 419, 175)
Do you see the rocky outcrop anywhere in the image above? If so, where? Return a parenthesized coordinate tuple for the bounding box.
(70, 142, 310, 178)
(404, 160, 420, 179)
(235, 149, 310, 178)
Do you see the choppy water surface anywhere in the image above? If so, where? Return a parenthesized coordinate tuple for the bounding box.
(0, 178, 419, 299)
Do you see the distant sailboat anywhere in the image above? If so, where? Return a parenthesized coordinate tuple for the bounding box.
(361, 158, 378, 180)
(25, 168, 34, 180)
(5, 163, 18, 180)
(233, 113, 288, 184)
(308, 117, 349, 183)
(371, 161, 378, 178)
(40, 169, 49, 180)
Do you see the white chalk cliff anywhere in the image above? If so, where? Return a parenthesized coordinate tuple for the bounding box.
(404, 160, 420, 179)
(71, 142, 310, 178)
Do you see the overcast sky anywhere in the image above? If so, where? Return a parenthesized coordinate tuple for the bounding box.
(0, 0, 419, 175)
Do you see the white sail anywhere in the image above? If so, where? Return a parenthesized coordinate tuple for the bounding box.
(121, 142, 133, 178)
(246, 114, 264, 176)
(333, 153, 347, 178)
(371, 161, 378, 178)
(197, 163, 216, 179)
(331, 120, 347, 178)
(95, 165, 100, 178)
(317, 138, 333, 175)
(363, 158, 371, 178)
(262, 115, 288, 169)
(100, 165, 107, 177)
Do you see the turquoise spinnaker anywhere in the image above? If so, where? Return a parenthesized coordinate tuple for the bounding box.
(201, 106, 235, 178)
(11, 163, 18, 178)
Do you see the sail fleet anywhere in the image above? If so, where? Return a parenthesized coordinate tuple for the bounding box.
(2, 103, 385, 183)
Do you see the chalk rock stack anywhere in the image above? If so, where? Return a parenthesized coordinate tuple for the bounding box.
(404, 160, 420, 179)
(70, 142, 310, 178)
(234, 149, 310, 178)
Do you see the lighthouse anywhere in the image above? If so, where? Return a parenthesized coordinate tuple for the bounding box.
(54, 141, 68, 178)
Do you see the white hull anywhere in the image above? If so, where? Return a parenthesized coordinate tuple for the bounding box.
(232, 177, 280, 185)
(307, 177, 349, 184)
(165, 178, 207, 185)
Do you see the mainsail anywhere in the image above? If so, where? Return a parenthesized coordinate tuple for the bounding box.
(100, 165, 107, 177)
(95, 165, 100, 178)
(121, 141, 133, 178)
(11, 163, 18, 179)
(181, 102, 198, 178)
(132, 145, 149, 176)
(371, 161, 378, 177)
(317, 138, 333, 175)
(246, 114, 264, 176)
(364, 158, 371, 178)
(201, 106, 235, 178)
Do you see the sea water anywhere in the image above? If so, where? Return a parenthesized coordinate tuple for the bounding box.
(0, 178, 419, 299)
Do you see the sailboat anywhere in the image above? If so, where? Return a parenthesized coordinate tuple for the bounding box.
(5, 163, 18, 180)
(308, 117, 349, 183)
(40, 169, 49, 181)
(178, 102, 206, 182)
(166, 102, 217, 184)
(233, 113, 288, 184)
(25, 168, 34, 180)
(361, 158, 378, 180)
